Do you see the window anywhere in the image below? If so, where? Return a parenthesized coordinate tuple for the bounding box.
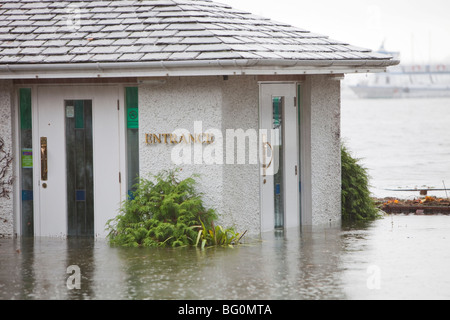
(125, 87, 139, 198)
(19, 88, 33, 236)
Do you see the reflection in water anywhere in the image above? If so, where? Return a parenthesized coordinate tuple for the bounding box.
(1, 215, 450, 300)
(66, 239, 94, 299)
(114, 227, 347, 300)
(18, 237, 35, 299)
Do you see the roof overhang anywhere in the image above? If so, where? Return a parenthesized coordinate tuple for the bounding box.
(0, 59, 400, 80)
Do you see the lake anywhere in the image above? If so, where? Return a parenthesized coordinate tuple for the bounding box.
(341, 94, 450, 199)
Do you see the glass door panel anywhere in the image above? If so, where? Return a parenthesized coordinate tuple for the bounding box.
(273, 97, 284, 229)
(65, 100, 94, 237)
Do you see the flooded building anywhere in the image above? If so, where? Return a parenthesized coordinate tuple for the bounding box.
(0, 0, 398, 238)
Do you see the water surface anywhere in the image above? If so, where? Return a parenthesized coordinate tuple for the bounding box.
(341, 97, 450, 199)
(1, 215, 449, 300)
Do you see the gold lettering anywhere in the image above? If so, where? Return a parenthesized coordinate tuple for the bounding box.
(153, 133, 161, 144)
(159, 133, 166, 144)
(179, 134, 187, 144)
(145, 133, 153, 144)
(202, 133, 209, 144)
(146, 132, 215, 145)
(205, 133, 215, 144)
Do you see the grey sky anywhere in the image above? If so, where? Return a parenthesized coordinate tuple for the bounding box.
(219, 0, 450, 64)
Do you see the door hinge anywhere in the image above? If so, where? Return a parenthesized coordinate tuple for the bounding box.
(294, 96, 297, 107)
(295, 165, 298, 176)
(119, 172, 121, 183)
(117, 99, 120, 110)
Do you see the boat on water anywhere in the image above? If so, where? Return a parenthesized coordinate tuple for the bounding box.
(349, 45, 450, 99)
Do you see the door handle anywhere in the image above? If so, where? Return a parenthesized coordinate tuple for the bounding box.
(40, 137, 48, 181)
(261, 134, 273, 179)
(262, 134, 267, 178)
(264, 142, 273, 170)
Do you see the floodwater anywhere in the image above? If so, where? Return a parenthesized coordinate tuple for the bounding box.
(341, 94, 450, 199)
(1, 214, 450, 300)
(2, 95, 450, 301)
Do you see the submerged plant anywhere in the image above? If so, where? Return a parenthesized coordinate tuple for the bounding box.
(106, 168, 246, 248)
(195, 220, 247, 249)
(341, 144, 380, 221)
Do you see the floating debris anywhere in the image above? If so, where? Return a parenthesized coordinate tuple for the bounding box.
(375, 196, 450, 215)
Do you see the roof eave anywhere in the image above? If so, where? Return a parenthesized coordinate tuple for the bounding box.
(0, 59, 400, 80)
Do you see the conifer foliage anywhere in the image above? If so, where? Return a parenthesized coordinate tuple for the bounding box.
(341, 144, 380, 221)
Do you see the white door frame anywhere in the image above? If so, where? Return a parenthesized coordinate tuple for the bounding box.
(259, 82, 300, 232)
(27, 84, 126, 237)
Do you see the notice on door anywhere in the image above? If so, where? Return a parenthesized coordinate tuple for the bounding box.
(66, 105, 75, 118)
(21, 148, 33, 168)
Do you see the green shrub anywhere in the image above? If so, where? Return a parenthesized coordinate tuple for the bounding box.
(106, 168, 218, 248)
(341, 144, 380, 221)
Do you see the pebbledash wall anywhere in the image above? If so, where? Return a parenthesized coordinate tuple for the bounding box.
(0, 80, 14, 237)
(305, 75, 341, 226)
(138, 74, 341, 235)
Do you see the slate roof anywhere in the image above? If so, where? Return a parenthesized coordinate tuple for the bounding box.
(0, 0, 398, 76)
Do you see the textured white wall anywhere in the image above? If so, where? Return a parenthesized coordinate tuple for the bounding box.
(139, 76, 262, 235)
(0, 80, 14, 237)
(309, 75, 342, 225)
(221, 76, 260, 235)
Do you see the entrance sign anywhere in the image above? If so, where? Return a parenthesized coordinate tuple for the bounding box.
(145, 132, 215, 145)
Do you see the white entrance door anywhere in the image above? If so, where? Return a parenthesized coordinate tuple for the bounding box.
(260, 83, 299, 232)
(34, 85, 125, 237)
